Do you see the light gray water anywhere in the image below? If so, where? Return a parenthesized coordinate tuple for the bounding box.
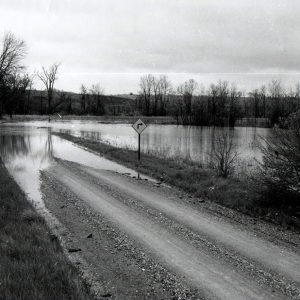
(1, 120, 270, 163)
(0, 121, 270, 206)
(0, 126, 146, 207)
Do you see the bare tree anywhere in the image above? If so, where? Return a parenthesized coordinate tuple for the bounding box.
(65, 94, 73, 115)
(216, 80, 229, 126)
(158, 75, 172, 115)
(0, 33, 26, 82)
(208, 83, 218, 126)
(38, 63, 60, 122)
(268, 79, 284, 125)
(23, 75, 34, 114)
(90, 83, 105, 115)
(138, 74, 172, 116)
(80, 84, 87, 114)
(210, 131, 238, 177)
(0, 32, 27, 118)
(260, 85, 267, 118)
(14, 73, 32, 115)
(228, 83, 241, 127)
(177, 79, 198, 125)
(153, 77, 160, 115)
(139, 74, 154, 115)
(249, 89, 261, 125)
(1, 72, 32, 118)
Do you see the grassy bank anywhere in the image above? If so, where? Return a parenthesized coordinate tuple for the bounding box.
(0, 159, 95, 300)
(54, 133, 251, 209)
(55, 133, 300, 230)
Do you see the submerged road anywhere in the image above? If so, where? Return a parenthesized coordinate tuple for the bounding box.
(44, 160, 300, 300)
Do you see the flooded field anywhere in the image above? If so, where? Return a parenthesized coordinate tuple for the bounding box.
(0, 125, 143, 207)
(0, 121, 271, 206)
(1, 120, 270, 162)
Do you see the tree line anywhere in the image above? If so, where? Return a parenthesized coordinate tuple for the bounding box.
(0, 32, 61, 121)
(1, 32, 300, 127)
(0, 33, 31, 118)
(0, 32, 108, 121)
(137, 74, 300, 127)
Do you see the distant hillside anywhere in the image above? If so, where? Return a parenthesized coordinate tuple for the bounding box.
(27, 90, 136, 115)
(114, 94, 138, 101)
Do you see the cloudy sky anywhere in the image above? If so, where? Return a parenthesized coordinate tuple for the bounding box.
(1, 0, 300, 94)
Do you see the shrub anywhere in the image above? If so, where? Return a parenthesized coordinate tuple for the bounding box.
(257, 110, 300, 207)
(210, 131, 238, 178)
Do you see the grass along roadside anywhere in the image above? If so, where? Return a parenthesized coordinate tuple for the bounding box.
(55, 132, 300, 230)
(0, 159, 95, 300)
(53, 133, 252, 210)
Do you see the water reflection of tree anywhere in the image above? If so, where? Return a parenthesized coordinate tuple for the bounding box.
(0, 128, 54, 164)
(23, 129, 53, 163)
(0, 134, 31, 161)
(207, 127, 216, 165)
(43, 128, 53, 161)
(59, 129, 103, 142)
(81, 130, 102, 141)
(60, 129, 71, 135)
(27, 129, 53, 164)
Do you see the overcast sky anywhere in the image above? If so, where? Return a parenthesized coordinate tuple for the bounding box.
(1, 0, 300, 94)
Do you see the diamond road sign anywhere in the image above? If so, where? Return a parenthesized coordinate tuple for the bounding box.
(132, 119, 147, 134)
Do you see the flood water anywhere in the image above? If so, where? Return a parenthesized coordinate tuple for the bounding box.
(2, 120, 270, 163)
(0, 121, 270, 206)
(0, 125, 146, 208)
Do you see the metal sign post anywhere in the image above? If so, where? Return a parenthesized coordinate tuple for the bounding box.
(138, 133, 141, 160)
(132, 119, 147, 161)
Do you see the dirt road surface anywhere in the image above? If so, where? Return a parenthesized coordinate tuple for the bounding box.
(41, 159, 300, 300)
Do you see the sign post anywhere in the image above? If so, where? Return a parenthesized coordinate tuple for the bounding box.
(138, 133, 141, 160)
(132, 119, 147, 161)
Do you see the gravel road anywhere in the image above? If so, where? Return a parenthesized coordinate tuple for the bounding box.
(41, 159, 300, 300)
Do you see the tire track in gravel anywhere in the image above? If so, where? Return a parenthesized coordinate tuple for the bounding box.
(79, 165, 300, 285)
(48, 163, 287, 300)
